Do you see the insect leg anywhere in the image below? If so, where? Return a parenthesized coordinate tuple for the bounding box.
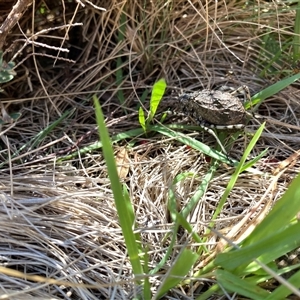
(199, 125, 228, 155)
(230, 85, 251, 102)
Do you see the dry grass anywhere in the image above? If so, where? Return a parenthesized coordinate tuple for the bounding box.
(0, 0, 300, 298)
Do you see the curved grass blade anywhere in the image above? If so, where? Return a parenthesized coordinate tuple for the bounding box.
(250, 73, 300, 108)
(93, 95, 144, 280)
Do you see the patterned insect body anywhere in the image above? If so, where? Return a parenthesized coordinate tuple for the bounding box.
(178, 86, 249, 129)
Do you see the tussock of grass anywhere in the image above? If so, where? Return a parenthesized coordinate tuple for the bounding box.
(0, 0, 300, 298)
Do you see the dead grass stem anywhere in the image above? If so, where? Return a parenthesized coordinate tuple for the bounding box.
(0, 0, 299, 298)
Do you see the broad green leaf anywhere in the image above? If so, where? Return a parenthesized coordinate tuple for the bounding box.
(150, 78, 166, 119)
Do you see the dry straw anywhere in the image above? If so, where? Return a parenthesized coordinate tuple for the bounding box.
(0, 0, 299, 298)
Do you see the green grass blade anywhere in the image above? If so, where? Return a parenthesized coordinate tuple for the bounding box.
(155, 248, 198, 299)
(196, 284, 220, 300)
(240, 148, 268, 172)
(215, 221, 300, 272)
(150, 165, 217, 276)
(149, 174, 193, 276)
(142, 246, 151, 300)
(209, 123, 265, 226)
(93, 95, 144, 280)
(293, 0, 300, 61)
(28, 109, 75, 150)
(153, 125, 231, 164)
(266, 269, 300, 299)
(0, 109, 74, 168)
(213, 165, 300, 272)
(138, 106, 146, 132)
(215, 269, 270, 299)
(242, 172, 300, 248)
(138, 78, 166, 130)
(251, 73, 300, 107)
(180, 160, 219, 220)
(58, 127, 145, 161)
(116, 11, 127, 109)
(175, 211, 205, 245)
(149, 222, 179, 276)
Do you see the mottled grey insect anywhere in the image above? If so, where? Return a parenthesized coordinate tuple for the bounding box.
(177, 85, 251, 155)
(178, 85, 250, 130)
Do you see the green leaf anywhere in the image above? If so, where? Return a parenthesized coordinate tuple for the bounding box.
(266, 268, 300, 299)
(138, 106, 146, 131)
(293, 0, 300, 61)
(138, 79, 166, 131)
(115, 11, 126, 110)
(215, 221, 300, 273)
(250, 73, 300, 107)
(0, 73, 14, 83)
(93, 95, 144, 280)
(143, 246, 151, 300)
(207, 123, 265, 231)
(153, 125, 231, 164)
(149, 78, 166, 119)
(155, 248, 198, 299)
(7, 61, 15, 69)
(216, 269, 270, 299)
(242, 172, 300, 248)
(0, 110, 74, 169)
(0, 112, 21, 124)
(0, 51, 16, 84)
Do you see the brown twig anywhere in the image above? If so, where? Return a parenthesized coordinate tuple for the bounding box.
(0, 0, 33, 49)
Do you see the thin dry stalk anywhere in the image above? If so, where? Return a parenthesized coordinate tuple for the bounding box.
(0, 0, 299, 298)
